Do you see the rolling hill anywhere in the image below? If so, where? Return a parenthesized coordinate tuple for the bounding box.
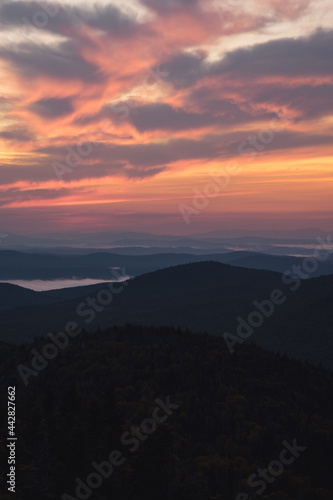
(1, 249, 333, 279)
(1, 324, 333, 499)
(1, 261, 333, 367)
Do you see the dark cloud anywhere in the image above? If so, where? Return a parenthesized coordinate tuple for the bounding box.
(0, 161, 57, 185)
(2, 125, 333, 187)
(0, 41, 102, 82)
(86, 136, 222, 167)
(159, 29, 333, 93)
(39, 126, 332, 174)
(29, 97, 74, 119)
(126, 101, 276, 132)
(0, 128, 34, 142)
(141, 0, 199, 13)
(125, 166, 167, 178)
(220, 130, 333, 158)
(53, 161, 129, 182)
(74, 91, 277, 132)
(128, 103, 213, 131)
(86, 4, 138, 35)
(0, 1, 139, 37)
(0, 3, 137, 85)
(0, 0, 43, 24)
(0, 187, 70, 206)
(160, 51, 206, 89)
(212, 28, 333, 78)
(193, 95, 247, 118)
(253, 84, 333, 120)
(37, 135, 223, 170)
(108, 130, 333, 166)
(0, 158, 129, 185)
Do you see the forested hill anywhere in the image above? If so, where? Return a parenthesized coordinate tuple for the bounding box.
(1, 325, 333, 499)
(0, 282, 60, 313)
(1, 261, 333, 368)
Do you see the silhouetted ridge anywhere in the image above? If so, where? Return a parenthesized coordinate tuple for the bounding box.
(1, 261, 333, 367)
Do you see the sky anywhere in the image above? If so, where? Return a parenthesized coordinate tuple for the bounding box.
(0, 0, 333, 235)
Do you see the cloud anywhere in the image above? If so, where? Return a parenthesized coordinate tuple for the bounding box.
(36, 135, 223, 172)
(0, 161, 56, 185)
(0, 0, 332, 224)
(0, 1, 139, 37)
(0, 41, 103, 82)
(141, 0, 199, 13)
(39, 127, 333, 172)
(124, 101, 276, 132)
(252, 83, 333, 120)
(159, 29, 333, 94)
(0, 157, 130, 185)
(110, 130, 333, 166)
(212, 28, 333, 78)
(160, 51, 206, 89)
(256, 0, 311, 20)
(221, 130, 333, 158)
(80, 136, 222, 168)
(1, 123, 332, 188)
(125, 165, 167, 178)
(0, 128, 34, 142)
(152, 29, 333, 128)
(127, 102, 213, 131)
(86, 4, 139, 35)
(0, 186, 71, 206)
(29, 97, 74, 119)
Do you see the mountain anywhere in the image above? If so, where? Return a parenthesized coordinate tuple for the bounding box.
(1, 324, 333, 499)
(0, 282, 63, 313)
(1, 261, 333, 367)
(1, 249, 333, 280)
(0, 281, 120, 313)
(1, 229, 331, 255)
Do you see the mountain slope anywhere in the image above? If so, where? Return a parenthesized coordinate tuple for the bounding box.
(1, 324, 333, 499)
(0, 282, 64, 313)
(1, 249, 333, 279)
(1, 261, 333, 367)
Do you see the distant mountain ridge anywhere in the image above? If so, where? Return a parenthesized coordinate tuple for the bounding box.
(0, 228, 331, 255)
(1, 249, 333, 280)
(1, 261, 333, 368)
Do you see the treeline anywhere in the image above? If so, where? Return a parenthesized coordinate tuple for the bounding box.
(1, 324, 333, 499)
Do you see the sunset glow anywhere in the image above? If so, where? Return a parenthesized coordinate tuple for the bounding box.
(1, 0, 333, 234)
